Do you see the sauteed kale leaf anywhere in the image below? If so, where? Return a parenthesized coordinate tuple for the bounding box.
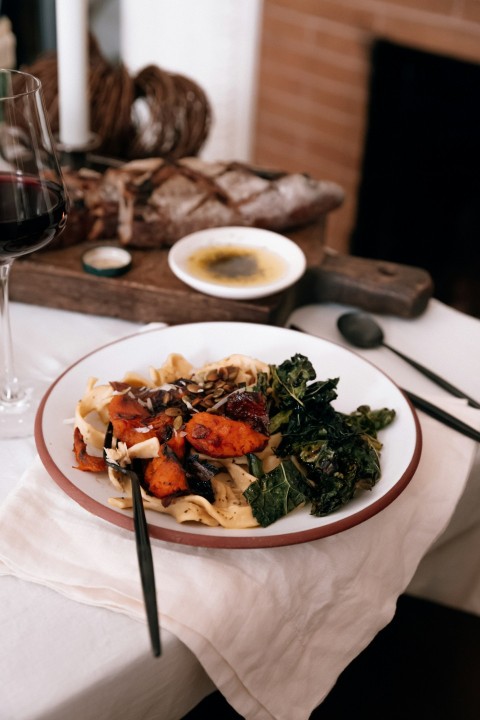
(243, 457, 308, 528)
(245, 354, 395, 525)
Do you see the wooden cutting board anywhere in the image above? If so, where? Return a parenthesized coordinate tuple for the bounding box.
(10, 220, 433, 324)
(9, 222, 325, 326)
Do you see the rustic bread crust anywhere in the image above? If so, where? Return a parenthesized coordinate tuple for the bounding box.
(60, 158, 344, 249)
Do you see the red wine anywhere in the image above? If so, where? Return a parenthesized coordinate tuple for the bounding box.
(0, 173, 67, 260)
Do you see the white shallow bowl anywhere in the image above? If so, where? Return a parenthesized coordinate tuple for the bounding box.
(167, 226, 307, 300)
(35, 322, 421, 549)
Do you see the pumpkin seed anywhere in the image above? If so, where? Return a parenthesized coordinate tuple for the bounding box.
(165, 406, 182, 417)
(187, 382, 202, 394)
(173, 415, 183, 430)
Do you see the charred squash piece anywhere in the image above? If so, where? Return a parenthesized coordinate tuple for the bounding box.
(109, 420, 154, 447)
(165, 431, 186, 460)
(145, 413, 187, 459)
(108, 390, 150, 421)
(144, 444, 189, 499)
(225, 390, 269, 434)
(185, 412, 269, 458)
(108, 391, 151, 445)
(108, 393, 185, 454)
(146, 413, 187, 458)
(73, 426, 107, 472)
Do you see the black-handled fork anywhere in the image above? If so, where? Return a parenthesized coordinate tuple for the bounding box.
(104, 424, 161, 657)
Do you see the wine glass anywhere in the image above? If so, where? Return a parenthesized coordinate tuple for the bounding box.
(0, 69, 68, 439)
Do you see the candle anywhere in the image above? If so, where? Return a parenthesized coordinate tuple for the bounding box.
(55, 0, 90, 148)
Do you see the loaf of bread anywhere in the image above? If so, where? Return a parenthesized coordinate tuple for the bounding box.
(61, 157, 344, 249)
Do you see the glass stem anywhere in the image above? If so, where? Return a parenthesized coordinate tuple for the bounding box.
(0, 260, 22, 403)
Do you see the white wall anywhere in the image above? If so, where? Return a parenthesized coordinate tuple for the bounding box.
(118, 0, 263, 162)
(90, 0, 120, 62)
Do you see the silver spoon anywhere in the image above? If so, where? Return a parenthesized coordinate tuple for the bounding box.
(289, 322, 480, 442)
(337, 312, 480, 409)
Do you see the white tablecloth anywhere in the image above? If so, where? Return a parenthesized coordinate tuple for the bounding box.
(289, 301, 480, 616)
(1, 299, 479, 720)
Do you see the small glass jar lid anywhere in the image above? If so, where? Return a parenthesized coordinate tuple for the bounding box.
(82, 246, 132, 277)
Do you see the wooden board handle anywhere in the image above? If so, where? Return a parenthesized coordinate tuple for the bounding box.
(303, 253, 434, 318)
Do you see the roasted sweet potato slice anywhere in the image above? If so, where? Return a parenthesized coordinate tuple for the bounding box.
(108, 391, 150, 421)
(225, 390, 269, 434)
(110, 420, 153, 447)
(108, 391, 151, 445)
(185, 412, 269, 458)
(108, 393, 186, 453)
(165, 431, 186, 460)
(73, 426, 107, 472)
(144, 444, 188, 499)
(147, 413, 186, 458)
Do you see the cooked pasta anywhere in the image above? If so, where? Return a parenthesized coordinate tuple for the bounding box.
(73, 351, 394, 528)
(74, 353, 274, 529)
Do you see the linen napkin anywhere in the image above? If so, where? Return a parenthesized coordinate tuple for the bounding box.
(0, 402, 478, 720)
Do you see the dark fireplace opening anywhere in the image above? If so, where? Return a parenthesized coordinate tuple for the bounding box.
(350, 40, 480, 318)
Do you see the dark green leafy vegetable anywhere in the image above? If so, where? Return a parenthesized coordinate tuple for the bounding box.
(243, 458, 309, 527)
(243, 354, 396, 525)
(345, 405, 396, 436)
(268, 355, 338, 434)
(269, 354, 317, 407)
(247, 452, 264, 479)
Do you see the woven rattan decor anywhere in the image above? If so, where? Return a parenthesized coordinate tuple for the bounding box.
(23, 35, 211, 160)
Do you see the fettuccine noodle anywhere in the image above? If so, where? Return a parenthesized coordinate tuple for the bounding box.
(74, 353, 274, 529)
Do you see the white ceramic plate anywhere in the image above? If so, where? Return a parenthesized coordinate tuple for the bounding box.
(35, 322, 421, 549)
(167, 226, 307, 299)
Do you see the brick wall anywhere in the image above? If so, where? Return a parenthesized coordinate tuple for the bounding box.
(252, 0, 480, 253)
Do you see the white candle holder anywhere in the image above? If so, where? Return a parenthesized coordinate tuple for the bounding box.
(55, 132, 101, 170)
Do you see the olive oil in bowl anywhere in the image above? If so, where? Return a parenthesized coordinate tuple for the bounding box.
(186, 245, 286, 287)
(168, 226, 307, 300)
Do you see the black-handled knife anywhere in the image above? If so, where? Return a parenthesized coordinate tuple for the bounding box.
(403, 390, 480, 443)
